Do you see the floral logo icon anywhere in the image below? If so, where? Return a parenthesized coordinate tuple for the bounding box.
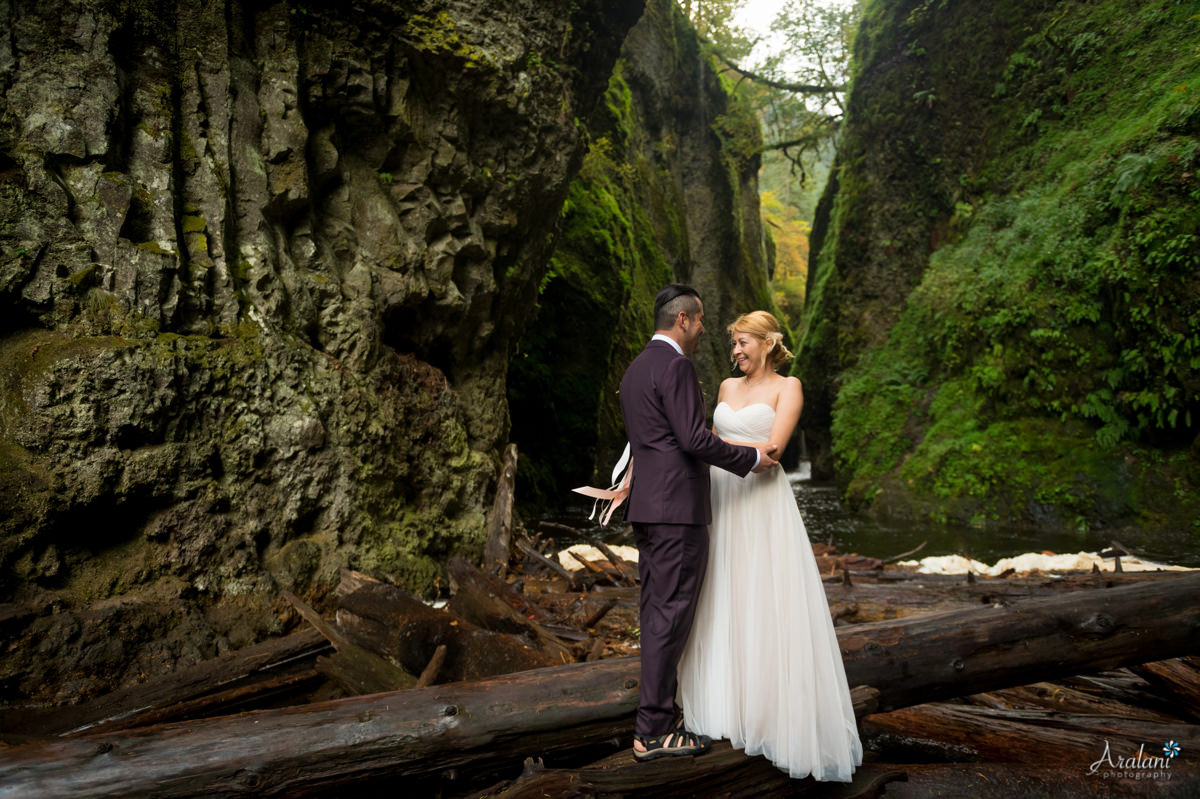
(1163, 741, 1180, 759)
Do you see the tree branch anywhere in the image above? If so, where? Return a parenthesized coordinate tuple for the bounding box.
(760, 124, 840, 155)
(711, 49, 844, 94)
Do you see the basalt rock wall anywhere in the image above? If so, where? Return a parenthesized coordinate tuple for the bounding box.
(0, 0, 644, 703)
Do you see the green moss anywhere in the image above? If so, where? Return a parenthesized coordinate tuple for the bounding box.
(509, 0, 779, 508)
(404, 12, 498, 72)
(134, 240, 173, 256)
(603, 68, 634, 147)
(821, 0, 1200, 531)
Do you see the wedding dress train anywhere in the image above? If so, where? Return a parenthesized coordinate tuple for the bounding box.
(677, 402, 862, 781)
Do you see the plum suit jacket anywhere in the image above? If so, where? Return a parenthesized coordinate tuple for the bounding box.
(618, 339, 757, 525)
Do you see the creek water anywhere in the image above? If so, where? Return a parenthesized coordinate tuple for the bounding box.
(542, 466, 1200, 569)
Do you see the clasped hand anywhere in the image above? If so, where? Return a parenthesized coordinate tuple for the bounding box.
(751, 444, 779, 473)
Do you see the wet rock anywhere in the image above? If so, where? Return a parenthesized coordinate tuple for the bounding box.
(0, 0, 647, 702)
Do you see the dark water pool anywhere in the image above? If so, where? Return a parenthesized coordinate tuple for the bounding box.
(541, 468, 1200, 569)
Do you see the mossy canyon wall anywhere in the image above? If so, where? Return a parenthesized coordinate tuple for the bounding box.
(509, 0, 776, 505)
(801, 0, 1200, 539)
(0, 0, 649, 702)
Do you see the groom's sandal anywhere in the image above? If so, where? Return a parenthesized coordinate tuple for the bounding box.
(632, 729, 712, 762)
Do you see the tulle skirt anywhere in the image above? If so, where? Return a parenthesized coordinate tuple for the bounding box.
(677, 463, 862, 781)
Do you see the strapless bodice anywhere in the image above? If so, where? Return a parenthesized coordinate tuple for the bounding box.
(713, 401, 775, 443)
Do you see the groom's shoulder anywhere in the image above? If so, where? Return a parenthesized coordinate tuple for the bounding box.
(622, 341, 670, 383)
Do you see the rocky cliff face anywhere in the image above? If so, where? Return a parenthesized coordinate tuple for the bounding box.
(509, 0, 776, 504)
(801, 0, 1199, 534)
(0, 0, 644, 703)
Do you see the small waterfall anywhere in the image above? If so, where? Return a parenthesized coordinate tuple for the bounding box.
(789, 429, 812, 482)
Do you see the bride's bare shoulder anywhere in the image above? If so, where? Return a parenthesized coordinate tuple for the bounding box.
(780, 375, 803, 396)
(718, 376, 741, 395)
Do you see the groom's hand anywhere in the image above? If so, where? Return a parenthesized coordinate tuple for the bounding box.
(751, 444, 779, 473)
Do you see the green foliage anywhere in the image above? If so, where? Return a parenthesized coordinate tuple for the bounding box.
(826, 0, 1200, 530)
(761, 190, 810, 331)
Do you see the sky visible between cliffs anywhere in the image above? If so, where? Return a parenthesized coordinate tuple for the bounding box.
(734, 0, 855, 72)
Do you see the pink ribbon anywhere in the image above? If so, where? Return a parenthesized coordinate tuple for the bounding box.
(572, 443, 633, 526)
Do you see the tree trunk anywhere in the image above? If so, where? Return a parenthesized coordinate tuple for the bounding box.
(963, 679, 1182, 722)
(484, 443, 519, 575)
(836, 569, 1200, 712)
(0, 659, 640, 799)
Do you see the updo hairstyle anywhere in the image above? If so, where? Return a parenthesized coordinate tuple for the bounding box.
(727, 310, 793, 372)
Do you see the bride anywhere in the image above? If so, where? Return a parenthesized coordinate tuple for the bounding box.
(676, 310, 862, 781)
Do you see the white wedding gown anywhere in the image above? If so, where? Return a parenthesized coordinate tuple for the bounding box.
(677, 402, 863, 781)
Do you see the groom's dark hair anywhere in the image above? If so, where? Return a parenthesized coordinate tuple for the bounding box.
(653, 283, 701, 330)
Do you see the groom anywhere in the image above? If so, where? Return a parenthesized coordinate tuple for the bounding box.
(620, 283, 778, 761)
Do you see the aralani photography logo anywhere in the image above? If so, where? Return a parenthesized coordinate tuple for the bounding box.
(1087, 739, 1181, 781)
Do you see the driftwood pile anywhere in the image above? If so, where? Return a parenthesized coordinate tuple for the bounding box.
(1, 457, 1198, 798)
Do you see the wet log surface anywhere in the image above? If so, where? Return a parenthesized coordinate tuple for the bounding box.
(1130, 656, 1200, 722)
(861, 702, 1198, 765)
(0, 628, 331, 739)
(2, 571, 1199, 797)
(875, 762, 1200, 799)
(836, 569, 1200, 712)
(0, 658, 641, 799)
(820, 568, 1194, 623)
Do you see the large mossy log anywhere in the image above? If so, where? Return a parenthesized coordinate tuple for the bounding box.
(1, 572, 1198, 797)
(0, 629, 331, 739)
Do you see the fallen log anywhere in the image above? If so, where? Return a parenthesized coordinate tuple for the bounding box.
(0, 628, 330, 738)
(335, 570, 560, 681)
(868, 762, 1199, 799)
(0, 659, 640, 799)
(821, 568, 1197, 624)
(471, 742, 905, 799)
(838, 570, 1200, 712)
(963, 680, 1183, 723)
(3, 572, 1199, 797)
(861, 702, 1199, 767)
(284, 589, 418, 695)
(445, 558, 575, 665)
(1130, 656, 1200, 722)
(483, 689, 1187, 798)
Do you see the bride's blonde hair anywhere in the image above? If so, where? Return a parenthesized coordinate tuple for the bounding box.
(728, 311, 793, 372)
